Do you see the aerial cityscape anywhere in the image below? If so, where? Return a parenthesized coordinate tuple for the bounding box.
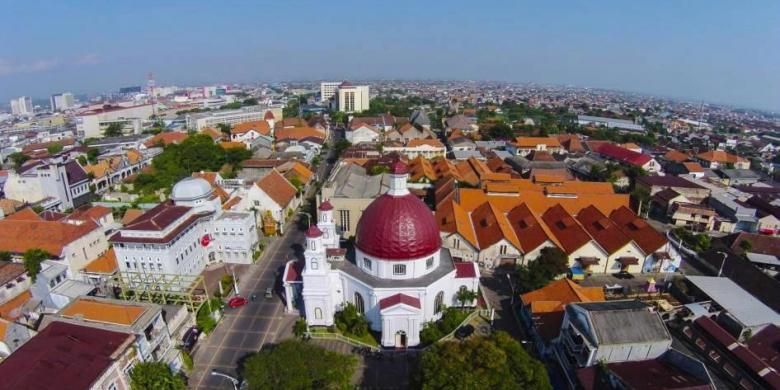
(1, 2, 779, 390)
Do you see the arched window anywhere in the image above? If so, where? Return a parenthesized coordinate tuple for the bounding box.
(354, 292, 365, 314)
(434, 291, 444, 314)
(314, 308, 323, 319)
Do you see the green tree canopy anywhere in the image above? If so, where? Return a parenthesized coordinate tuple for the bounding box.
(243, 98, 259, 106)
(103, 122, 124, 137)
(0, 251, 12, 262)
(515, 247, 569, 293)
(243, 340, 357, 390)
(419, 331, 551, 390)
(129, 362, 186, 390)
(216, 123, 232, 136)
(47, 143, 64, 155)
(7, 152, 29, 170)
(23, 248, 50, 282)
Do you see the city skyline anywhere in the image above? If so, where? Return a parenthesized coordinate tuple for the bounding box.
(1, 1, 779, 111)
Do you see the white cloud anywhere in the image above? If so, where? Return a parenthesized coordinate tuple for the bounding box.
(0, 58, 59, 76)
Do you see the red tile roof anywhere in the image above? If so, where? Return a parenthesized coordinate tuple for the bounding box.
(285, 261, 303, 282)
(0, 321, 133, 390)
(609, 206, 667, 254)
(379, 293, 421, 310)
(454, 262, 477, 278)
(0, 217, 100, 256)
(255, 170, 297, 208)
(541, 204, 592, 255)
(596, 143, 653, 167)
(121, 201, 190, 231)
(507, 203, 552, 253)
(576, 205, 632, 255)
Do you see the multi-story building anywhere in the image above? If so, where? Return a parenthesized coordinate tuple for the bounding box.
(383, 139, 447, 160)
(186, 106, 281, 131)
(9, 96, 33, 116)
(110, 177, 258, 279)
(3, 156, 91, 211)
(50, 92, 75, 112)
(320, 81, 341, 102)
(0, 321, 138, 390)
(336, 83, 370, 113)
(76, 104, 155, 138)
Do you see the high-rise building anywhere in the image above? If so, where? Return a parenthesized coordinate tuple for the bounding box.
(336, 83, 370, 113)
(9, 96, 33, 116)
(50, 92, 75, 112)
(320, 82, 341, 102)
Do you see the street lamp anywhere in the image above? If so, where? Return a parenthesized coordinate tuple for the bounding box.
(716, 251, 728, 277)
(506, 273, 515, 304)
(210, 370, 240, 390)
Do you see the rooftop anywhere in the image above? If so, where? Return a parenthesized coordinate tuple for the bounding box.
(686, 276, 780, 328)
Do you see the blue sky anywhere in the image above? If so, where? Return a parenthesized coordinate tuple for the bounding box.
(1, 1, 778, 111)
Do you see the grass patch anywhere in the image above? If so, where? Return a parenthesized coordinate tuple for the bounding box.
(196, 298, 223, 334)
(420, 308, 472, 346)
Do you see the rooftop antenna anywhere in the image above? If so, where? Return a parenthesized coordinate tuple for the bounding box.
(147, 72, 157, 118)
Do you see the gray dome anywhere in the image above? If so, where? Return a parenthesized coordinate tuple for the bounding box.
(171, 177, 213, 202)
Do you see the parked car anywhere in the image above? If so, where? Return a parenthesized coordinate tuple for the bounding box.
(613, 271, 635, 280)
(182, 326, 200, 352)
(265, 287, 273, 299)
(227, 296, 248, 308)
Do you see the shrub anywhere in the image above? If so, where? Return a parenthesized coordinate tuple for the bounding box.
(334, 303, 369, 336)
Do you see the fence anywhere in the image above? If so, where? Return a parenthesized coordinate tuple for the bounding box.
(308, 330, 380, 352)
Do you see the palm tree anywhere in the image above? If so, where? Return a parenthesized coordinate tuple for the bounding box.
(455, 288, 478, 308)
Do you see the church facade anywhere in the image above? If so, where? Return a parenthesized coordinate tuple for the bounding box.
(283, 161, 480, 348)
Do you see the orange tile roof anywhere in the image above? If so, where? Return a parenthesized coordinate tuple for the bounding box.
(0, 218, 99, 256)
(120, 209, 145, 225)
(5, 208, 41, 221)
(219, 141, 246, 150)
(69, 205, 112, 222)
(514, 136, 561, 148)
(256, 170, 297, 208)
(436, 200, 478, 248)
(278, 161, 315, 184)
(470, 202, 521, 250)
(407, 139, 445, 148)
(274, 126, 326, 142)
(192, 171, 219, 185)
(82, 249, 118, 274)
(521, 279, 605, 313)
(61, 298, 145, 326)
(696, 150, 747, 164)
(84, 160, 113, 179)
(682, 162, 704, 173)
(143, 131, 189, 148)
(231, 120, 271, 136)
(0, 290, 31, 320)
(663, 149, 690, 163)
(223, 196, 242, 210)
(0, 318, 8, 339)
(200, 127, 224, 141)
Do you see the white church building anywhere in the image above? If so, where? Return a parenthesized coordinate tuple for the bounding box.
(110, 177, 258, 278)
(283, 160, 480, 348)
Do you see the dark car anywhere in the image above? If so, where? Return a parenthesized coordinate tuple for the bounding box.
(182, 326, 200, 352)
(454, 324, 474, 340)
(614, 271, 635, 280)
(227, 296, 248, 308)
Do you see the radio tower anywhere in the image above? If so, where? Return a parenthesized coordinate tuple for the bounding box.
(147, 72, 157, 118)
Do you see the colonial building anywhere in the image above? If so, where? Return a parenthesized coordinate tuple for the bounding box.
(284, 161, 480, 348)
(3, 155, 91, 211)
(110, 177, 258, 278)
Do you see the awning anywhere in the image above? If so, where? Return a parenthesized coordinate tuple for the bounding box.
(577, 257, 600, 266)
(654, 252, 670, 260)
(616, 257, 639, 265)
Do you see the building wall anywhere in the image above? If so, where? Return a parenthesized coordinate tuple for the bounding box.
(568, 241, 608, 271)
(440, 233, 478, 262)
(601, 242, 645, 274)
(476, 239, 521, 268)
(337, 86, 370, 113)
(211, 215, 258, 264)
(346, 127, 379, 144)
(63, 227, 110, 276)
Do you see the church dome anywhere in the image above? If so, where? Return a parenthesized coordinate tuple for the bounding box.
(355, 193, 440, 260)
(171, 177, 213, 202)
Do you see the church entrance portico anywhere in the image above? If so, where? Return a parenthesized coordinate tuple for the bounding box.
(395, 331, 407, 348)
(379, 293, 423, 347)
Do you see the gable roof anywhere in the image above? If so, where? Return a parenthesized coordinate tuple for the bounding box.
(571, 300, 670, 346)
(609, 206, 667, 254)
(576, 205, 632, 254)
(143, 131, 188, 148)
(663, 149, 690, 163)
(255, 170, 297, 208)
(697, 150, 747, 164)
(231, 120, 271, 136)
(470, 202, 520, 250)
(507, 203, 554, 253)
(120, 209, 145, 225)
(379, 293, 421, 310)
(514, 136, 561, 148)
(275, 126, 326, 143)
(436, 200, 478, 248)
(541, 204, 592, 255)
(82, 248, 118, 274)
(0, 217, 100, 256)
(596, 143, 653, 167)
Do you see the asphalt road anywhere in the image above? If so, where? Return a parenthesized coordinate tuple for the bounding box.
(189, 226, 303, 389)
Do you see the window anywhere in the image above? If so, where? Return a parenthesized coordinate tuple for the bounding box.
(434, 291, 444, 314)
(426, 257, 434, 269)
(499, 245, 508, 255)
(339, 210, 351, 233)
(454, 239, 460, 249)
(354, 292, 365, 314)
(363, 257, 372, 270)
(311, 261, 319, 270)
(314, 308, 323, 319)
(393, 264, 406, 275)
(310, 240, 316, 251)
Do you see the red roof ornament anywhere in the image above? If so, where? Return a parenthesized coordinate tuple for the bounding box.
(200, 234, 212, 247)
(305, 225, 323, 238)
(319, 200, 334, 211)
(390, 160, 409, 175)
(355, 193, 440, 260)
(264, 111, 275, 120)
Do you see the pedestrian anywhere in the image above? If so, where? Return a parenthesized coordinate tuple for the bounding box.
(251, 293, 257, 301)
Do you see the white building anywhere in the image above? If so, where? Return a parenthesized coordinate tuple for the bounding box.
(320, 82, 341, 102)
(10, 96, 33, 116)
(345, 124, 380, 145)
(50, 92, 75, 112)
(110, 177, 258, 279)
(76, 104, 155, 138)
(284, 160, 480, 348)
(3, 156, 91, 211)
(186, 106, 281, 131)
(384, 139, 447, 160)
(336, 83, 370, 113)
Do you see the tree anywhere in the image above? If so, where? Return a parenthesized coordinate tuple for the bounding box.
(419, 331, 551, 390)
(334, 303, 368, 336)
(515, 247, 569, 293)
(330, 111, 347, 127)
(22, 249, 49, 282)
(631, 186, 651, 217)
(217, 123, 232, 137)
(243, 340, 357, 390)
(0, 251, 11, 262)
(47, 143, 64, 155)
(7, 152, 29, 170)
(103, 122, 124, 137)
(739, 239, 753, 254)
(87, 147, 100, 164)
(293, 318, 308, 339)
(129, 361, 186, 390)
(243, 98, 259, 106)
(455, 288, 478, 308)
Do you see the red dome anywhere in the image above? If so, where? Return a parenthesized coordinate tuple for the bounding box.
(264, 111, 275, 120)
(390, 160, 409, 174)
(319, 200, 334, 211)
(305, 225, 323, 238)
(355, 193, 440, 260)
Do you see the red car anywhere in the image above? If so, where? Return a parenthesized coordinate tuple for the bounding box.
(227, 296, 248, 308)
